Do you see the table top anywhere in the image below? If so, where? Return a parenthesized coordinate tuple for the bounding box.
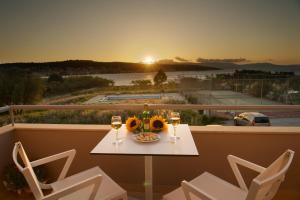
(90, 124, 199, 156)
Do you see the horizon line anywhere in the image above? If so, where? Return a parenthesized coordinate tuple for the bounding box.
(1, 59, 299, 66)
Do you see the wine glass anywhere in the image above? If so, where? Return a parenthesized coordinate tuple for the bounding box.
(170, 112, 180, 142)
(111, 116, 122, 144)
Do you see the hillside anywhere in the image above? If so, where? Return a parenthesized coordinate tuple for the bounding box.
(200, 62, 300, 73)
(0, 60, 219, 75)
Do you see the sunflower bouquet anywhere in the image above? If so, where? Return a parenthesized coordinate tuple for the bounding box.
(125, 115, 167, 133)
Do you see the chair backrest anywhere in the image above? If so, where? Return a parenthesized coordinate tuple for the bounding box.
(246, 149, 294, 200)
(12, 142, 44, 200)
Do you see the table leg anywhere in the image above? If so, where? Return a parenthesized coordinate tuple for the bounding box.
(145, 156, 153, 200)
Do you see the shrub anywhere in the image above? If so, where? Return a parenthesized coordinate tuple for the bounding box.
(15, 109, 226, 126)
(2, 164, 47, 195)
(46, 76, 114, 96)
(48, 73, 64, 83)
(131, 80, 152, 88)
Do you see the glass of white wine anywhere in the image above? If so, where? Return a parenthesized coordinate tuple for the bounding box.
(170, 112, 180, 142)
(111, 116, 122, 145)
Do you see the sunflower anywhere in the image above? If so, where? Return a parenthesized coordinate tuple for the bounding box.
(126, 116, 141, 132)
(150, 115, 168, 132)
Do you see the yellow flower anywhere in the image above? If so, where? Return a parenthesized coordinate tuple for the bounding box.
(126, 116, 141, 132)
(150, 115, 168, 132)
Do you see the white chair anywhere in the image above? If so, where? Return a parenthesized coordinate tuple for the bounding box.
(163, 150, 294, 200)
(12, 141, 127, 200)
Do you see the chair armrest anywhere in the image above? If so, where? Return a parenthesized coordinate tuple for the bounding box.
(227, 155, 266, 191)
(43, 174, 102, 200)
(181, 180, 216, 200)
(31, 150, 76, 181)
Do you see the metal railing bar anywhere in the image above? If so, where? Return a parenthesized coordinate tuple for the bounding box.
(10, 104, 300, 111)
(9, 106, 15, 126)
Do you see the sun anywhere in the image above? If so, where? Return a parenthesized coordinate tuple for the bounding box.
(142, 56, 155, 65)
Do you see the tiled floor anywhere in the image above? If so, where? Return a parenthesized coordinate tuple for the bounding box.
(0, 190, 162, 200)
(2, 186, 299, 200)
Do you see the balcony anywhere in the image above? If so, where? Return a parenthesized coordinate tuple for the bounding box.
(0, 105, 300, 200)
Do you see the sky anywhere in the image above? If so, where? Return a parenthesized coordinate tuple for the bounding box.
(0, 0, 299, 64)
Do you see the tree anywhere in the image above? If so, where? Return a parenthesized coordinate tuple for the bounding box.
(153, 69, 167, 86)
(48, 73, 64, 83)
(45, 76, 114, 96)
(0, 68, 45, 106)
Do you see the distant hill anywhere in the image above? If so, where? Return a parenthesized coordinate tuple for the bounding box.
(198, 62, 300, 73)
(0, 60, 219, 76)
(1, 60, 299, 76)
(241, 63, 300, 72)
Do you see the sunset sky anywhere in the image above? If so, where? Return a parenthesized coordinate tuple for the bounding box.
(0, 0, 299, 64)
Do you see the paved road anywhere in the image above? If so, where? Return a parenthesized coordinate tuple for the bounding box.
(269, 118, 300, 126)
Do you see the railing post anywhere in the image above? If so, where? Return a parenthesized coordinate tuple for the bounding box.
(9, 105, 15, 126)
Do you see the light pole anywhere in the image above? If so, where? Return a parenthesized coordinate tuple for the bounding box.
(260, 79, 264, 105)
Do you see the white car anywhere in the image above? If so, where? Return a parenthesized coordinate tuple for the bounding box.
(234, 112, 271, 126)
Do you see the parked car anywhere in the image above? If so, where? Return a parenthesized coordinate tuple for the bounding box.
(234, 112, 271, 126)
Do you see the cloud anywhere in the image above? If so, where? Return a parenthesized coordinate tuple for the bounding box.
(196, 57, 248, 63)
(156, 59, 176, 64)
(174, 57, 190, 62)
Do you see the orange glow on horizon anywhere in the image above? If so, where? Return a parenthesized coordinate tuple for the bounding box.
(142, 56, 156, 65)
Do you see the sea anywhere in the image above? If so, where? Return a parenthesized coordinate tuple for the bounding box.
(82, 69, 234, 86)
